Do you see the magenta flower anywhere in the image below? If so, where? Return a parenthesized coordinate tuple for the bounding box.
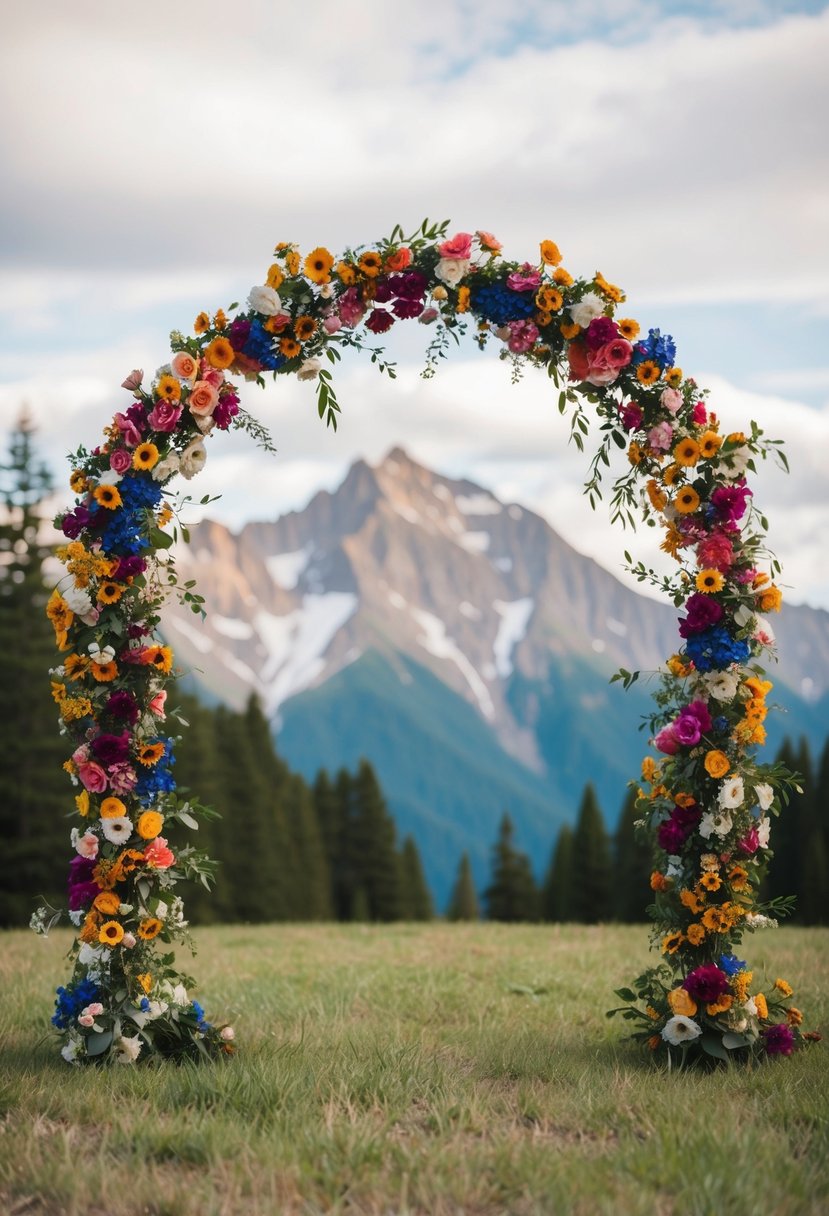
(365, 309, 394, 334)
(711, 482, 752, 527)
(683, 964, 730, 1004)
(762, 1023, 795, 1056)
(619, 402, 643, 432)
(697, 531, 734, 573)
(678, 593, 724, 637)
(654, 724, 680, 755)
(506, 263, 542, 292)
(584, 316, 618, 350)
(507, 320, 539, 354)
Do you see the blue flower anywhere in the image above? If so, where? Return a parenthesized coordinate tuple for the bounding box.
(243, 318, 286, 372)
(135, 739, 176, 805)
(631, 327, 676, 369)
(472, 281, 535, 326)
(719, 954, 747, 976)
(52, 978, 101, 1029)
(684, 624, 751, 672)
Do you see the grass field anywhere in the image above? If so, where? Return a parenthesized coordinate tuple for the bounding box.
(0, 923, 827, 1216)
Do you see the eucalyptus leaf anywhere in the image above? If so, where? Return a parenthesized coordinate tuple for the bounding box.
(86, 1030, 113, 1057)
(722, 1032, 751, 1051)
(700, 1033, 730, 1061)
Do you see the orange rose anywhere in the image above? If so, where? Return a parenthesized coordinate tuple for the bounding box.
(704, 750, 730, 779)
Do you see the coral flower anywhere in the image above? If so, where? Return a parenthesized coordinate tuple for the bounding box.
(144, 836, 175, 869)
(385, 246, 413, 271)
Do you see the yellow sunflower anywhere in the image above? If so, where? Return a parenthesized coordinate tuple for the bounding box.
(99, 920, 125, 947)
(205, 337, 235, 370)
(695, 569, 724, 594)
(138, 917, 163, 941)
(617, 318, 640, 340)
(673, 487, 700, 515)
(97, 581, 126, 605)
(294, 316, 318, 342)
(156, 374, 181, 403)
(673, 437, 700, 467)
(699, 430, 723, 458)
(194, 311, 210, 335)
(636, 361, 660, 385)
(133, 443, 159, 471)
(303, 247, 334, 284)
(93, 484, 122, 510)
(539, 239, 562, 265)
(279, 336, 301, 359)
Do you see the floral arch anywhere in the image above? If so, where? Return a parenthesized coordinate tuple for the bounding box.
(37, 221, 810, 1066)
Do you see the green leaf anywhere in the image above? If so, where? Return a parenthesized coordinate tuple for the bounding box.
(614, 987, 637, 1003)
(700, 1033, 730, 1061)
(148, 527, 174, 550)
(722, 1032, 751, 1051)
(177, 811, 199, 830)
(86, 1030, 114, 1057)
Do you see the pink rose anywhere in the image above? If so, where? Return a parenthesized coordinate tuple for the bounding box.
(660, 387, 683, 415)
(84, 1002, 104, 1017)
(188, 381, 218, 418)
(143, 836, 175, 869)
(171, 352, 198, 382)
(654, 724, 680, 755)
(418, 308, 438, 325)
(77, 761, 108, 793)
(78, 1014, 95, 1028)
(147, 401, 183, 433)
(322, 314, 342, 334)
(72, 744, 90, 766)
(121, 370, 144, 392)
(506, 263, 542, 293)
(220, 1025, 235, 1041)
(648, 421, 674, 452)
(114, 412, 142, 448)
(149, 691, 167, 718)
(596, 338, 633, 370)
(693, 401, 708, 425)
(110, 449, 132, 474)
(507, 320, 539, 354)
(438, 232, 473, 259)
(75, 832, 99, 859)
(338, 287, 366, 327)
(199, 362, 226, 386)
(121, 932, 137, 949)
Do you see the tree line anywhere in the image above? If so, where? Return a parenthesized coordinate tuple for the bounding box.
(2, 412, 826, 928)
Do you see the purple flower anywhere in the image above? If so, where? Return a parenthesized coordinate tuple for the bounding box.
(112, 555, 147, 581)
(67, 855, 98, 910)
(711, 482, 752, 527)
(683, 964, 730, 1003)
(372, 278, 394, 304)
(657, 820, 687, 853)
(61, 504, 95, 539)
(392, 296, 425, 320)
(90, 731, 132, 767)
(213, 393, 240, 430)
(106, 691, 140, 725)
(678, 593, 724, 638)
(674, 714, 702, 746)
(109, 762, 138, 795)
(762, 1023, 795, 1056)
(390, 271, 427, 300)
(584, 316, 618, 350)
(229, 318, 252, 351)
(365, 309, 394, 334)
(619, 402, 643, 432)
(654, 724, 680, 755)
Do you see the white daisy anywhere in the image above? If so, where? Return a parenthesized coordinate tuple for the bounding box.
(718, 776, 745, 810)
(101, 816, 133, 845)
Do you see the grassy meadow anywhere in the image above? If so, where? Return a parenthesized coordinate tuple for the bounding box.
(0, 922, 827, 1216)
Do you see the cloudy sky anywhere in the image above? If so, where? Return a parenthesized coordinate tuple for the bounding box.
(2, 0, 827, 608)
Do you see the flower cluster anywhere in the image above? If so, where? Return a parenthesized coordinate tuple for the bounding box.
(39, 220, 808, 1066)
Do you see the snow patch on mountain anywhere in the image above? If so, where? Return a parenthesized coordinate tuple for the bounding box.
(458, 531, 490, 553)
(213, 615, 254, 640)
(456, 494, 502, 516)
(167, 614, 213, 654)
(459, 601, 482, 620)
(493, 598, 534, 677)
(266, 546, 313, 590)
(412, 608, 495, 720)
(255, 592, 358, 713)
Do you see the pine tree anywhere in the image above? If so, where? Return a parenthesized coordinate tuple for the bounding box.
(447, 851, 480, 921)
(612, 787, 652, 922)
(398, 835, 434, 920)
(765, 737, 811, 917)
(540, 825, 574, 922)
(0, 412, 69, 925)
(570, 784, 613, 923)
(351, 758, 401, 921)
(283, 773, 332, 920)
(483, 813, 540, 922)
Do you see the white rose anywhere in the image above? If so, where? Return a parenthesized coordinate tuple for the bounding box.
(61, 1039, 80, 1064)
(754, 783, 774, 811)
(62, 585, 94, 617)
(743, 997, 758, 1017)
(716, 446, 751, 480)
(96, 469, 122, 487)
(78, 942, 103, 966)
(179, 439, 207, 481)
(699, 810, 733, 839)
(297, 358, 322, 382)
(718, 777, 745, 810)
(705, 671, 739, 702)
(433, 257, 470, 286)
(115, 1034, 143, 1064)
(568, 291, 604, 328)
(757, 816, 771, 848)
(247, 284, 282, 315)
(152, 451, 180, 483)
(194, 413, 216, 435)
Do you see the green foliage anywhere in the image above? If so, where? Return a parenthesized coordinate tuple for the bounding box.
(483, 813, 540, 923)
(446, 852, 480, 921)
(0, 413, 70, 925)
(570, 784, 613, 923)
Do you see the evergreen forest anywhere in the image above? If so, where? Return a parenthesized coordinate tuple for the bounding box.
(2, 414, 827, 929)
